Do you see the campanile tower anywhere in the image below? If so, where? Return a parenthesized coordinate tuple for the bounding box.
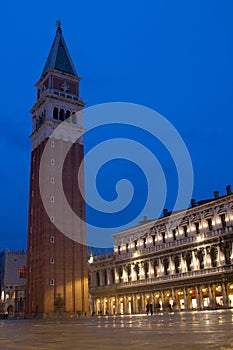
(26, 22, 89, 315)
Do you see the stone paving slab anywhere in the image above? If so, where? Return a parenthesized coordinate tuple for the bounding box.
(0, 310, 233, 350)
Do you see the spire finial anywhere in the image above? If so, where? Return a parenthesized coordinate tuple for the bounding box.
(56, 20, 62, 32)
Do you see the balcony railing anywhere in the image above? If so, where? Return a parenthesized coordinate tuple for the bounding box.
(113, 225, 233, 260)
(92, 252, 114, 262)
(41, 88, 83, 102)
(119, 265, 233, 288)
(90, 264, 233, 292)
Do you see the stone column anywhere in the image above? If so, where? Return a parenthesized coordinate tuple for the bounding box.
(216, 246, 221, 266)
(140, 262, 145, 280)
(141, 293, 145, 313)
(114, 268, 119, 284)
(183, 288, 188, 309)
(204, 248, 211, 269)
(221, 282, 228, 308)
(195, 286, 201, 309)
(132, 294, 136, 314)
(123, 296, 127, 314)
(180, 254, 187, 273)
(148, 260, 154, 278)
(106, 269, 111, 285)
(158, 258, 164, 277)
(208, 285, 214, 309)
(169, 256, 175, 275)
(115, 296, 119, 315)
(218, 246, 225, 266)
(122, 266, 128, 283)
(100, 297, 103, 315)
(171, 288, 177, 309)
(212, 285, 216, 309)
(192, 251, 199, 270)
(92, 297, 96, 314)
(150, 292, 154, 306)
(107, 297, 110, 315)
(89, 295, 94, 315)
(160, 291, 165, 309)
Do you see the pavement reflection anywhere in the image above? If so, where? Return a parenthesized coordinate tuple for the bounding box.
(0, 310, 233, 349)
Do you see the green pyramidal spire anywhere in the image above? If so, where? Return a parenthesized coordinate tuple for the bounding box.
(42, 21, 77, 76)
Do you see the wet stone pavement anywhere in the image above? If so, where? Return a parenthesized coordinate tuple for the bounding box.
(0, 310, 233, 350)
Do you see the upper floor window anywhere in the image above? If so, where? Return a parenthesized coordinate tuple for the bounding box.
(220, 214, 226, 228)
(134, 240, 138, 250)
(19, 266, 27, 278)
(183, 225, 188, 237)
(143, 237, 146, 248)
(207, 218, 213, 231)
(161, 232, 166, 243)
(126, 243, 129, 253)
(172, 229, 176, 241)
(151, 235, 155, 246)
(194, 222, 200, 234)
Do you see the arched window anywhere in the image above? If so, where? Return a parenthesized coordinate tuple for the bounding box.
(53, 107, 58, 120)
(65, 110, 71, 120)
(59, 109, 64, 121)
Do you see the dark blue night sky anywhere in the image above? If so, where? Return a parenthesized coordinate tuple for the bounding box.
(0, 0, 233, 249)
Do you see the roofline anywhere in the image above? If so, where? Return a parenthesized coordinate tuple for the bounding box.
(113, 192, 233, 238)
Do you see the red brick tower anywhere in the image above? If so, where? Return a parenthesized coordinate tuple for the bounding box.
(26, 22, 89, 315)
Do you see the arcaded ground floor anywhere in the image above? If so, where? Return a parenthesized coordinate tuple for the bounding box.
(92, 282, 233, 315)
(0, 310, 233, 349)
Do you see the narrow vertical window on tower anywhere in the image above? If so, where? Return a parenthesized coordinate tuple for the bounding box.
(53, 107, 58, 120)
(50, 279, 54, 286)
(65, 110, 71, 119)
(59, 109, 64, 121)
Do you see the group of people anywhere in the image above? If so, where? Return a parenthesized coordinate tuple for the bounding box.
(146, 303, 154, 315)
(0, 311, 9, 319)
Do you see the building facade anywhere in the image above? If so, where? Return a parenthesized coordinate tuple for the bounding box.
(89, 187, 233, 315)
(26, 22, 89, 315)
(0, 249, 26, 317)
